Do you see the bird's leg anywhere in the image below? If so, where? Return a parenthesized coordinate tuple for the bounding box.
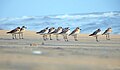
(49, 34, 52, 40)
(44, 35, 46, 40)
(74, 35, 75, 41)
(19, 33, 21, 39)
(108, 33, 110, 40)
(96, 36, 99, 42)
(65, 35, 67, 41)
(43, 35, 46, 41)
(45, 35, 48, 40)
(74, 35, 78, 41)
(12, 34, 14, 39)
(15, 34, 17, 39)
(106, 34, 108, 40)
(56, 34, 59, 41)
(63, 35, 66, 41)
(66, 35, 68, 42)
(21, 33, 24, 39)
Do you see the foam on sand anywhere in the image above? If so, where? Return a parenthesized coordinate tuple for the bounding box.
(32, 51, 42, 55)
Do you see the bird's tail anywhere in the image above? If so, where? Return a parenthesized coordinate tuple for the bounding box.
(6, 32, 11, 34)
(89, 34, 93, 36)
(69, 33, 72, 36)
(102, 33, 105, 35)
(36, 32, 40, 34)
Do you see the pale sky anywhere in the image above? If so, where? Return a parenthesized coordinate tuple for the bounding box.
(0, 0, 120, 17)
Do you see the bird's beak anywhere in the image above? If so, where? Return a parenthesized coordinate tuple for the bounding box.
(80, 29, 82, 30)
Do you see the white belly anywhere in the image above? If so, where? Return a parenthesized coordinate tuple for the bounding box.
(20, 29, 25, 32)
(57, 29, 62, 34)
(44, 29, 49, 34)
(15, 29, 20, 33)
(66, 30, 71, 35)
(97, 31, 102, 35)
(49, 29, 55, 33)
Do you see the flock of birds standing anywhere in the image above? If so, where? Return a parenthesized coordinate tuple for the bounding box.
(89, 27, 112, 42)
(36, 27, 80, 41)
(7, 26, 27, 39)
(7, 26, 112, 42)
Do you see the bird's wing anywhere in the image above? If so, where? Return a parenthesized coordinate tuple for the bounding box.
(36, 29, 45, 34)
(50, 29, 57, 34)
(102, 30, 108, 35)
(89, 30, 98, 36)
(7, 29, 17, 33)
(69, 30, 75, 35)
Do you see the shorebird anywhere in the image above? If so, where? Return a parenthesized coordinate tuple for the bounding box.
(48, 27, 55, 40)
(102, 27, 112, 40)
(60, 27, 70, 41)
(7, 27, 21, 39)
(51, 27, 63, 41)
(69, 27, 81, 41)
(19, 26, 27, 39)
(36, 27, 49, 41)
(89, 29, 101, 42)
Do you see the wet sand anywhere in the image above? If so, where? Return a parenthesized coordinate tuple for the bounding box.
(0, 30, 120, 70)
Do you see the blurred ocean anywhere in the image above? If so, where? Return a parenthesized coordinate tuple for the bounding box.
(0, 11, 120, 34)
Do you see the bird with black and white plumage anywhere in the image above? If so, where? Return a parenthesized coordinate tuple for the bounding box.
(36, 27, 49, 41)
(51, 27, 63, 41)
(89, 28, 101, 42)
(48, 27, 56, 40)
(60, 27, 70, 41)
(19, 26, 27, 39)
(69, 27, 81, 41)
(102, 27, 112, 40)
(7, 27, 21, 39)
(36, 27, 49, 34)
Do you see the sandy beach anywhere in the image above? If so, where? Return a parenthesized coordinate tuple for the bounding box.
(0, 30, 120, 70)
